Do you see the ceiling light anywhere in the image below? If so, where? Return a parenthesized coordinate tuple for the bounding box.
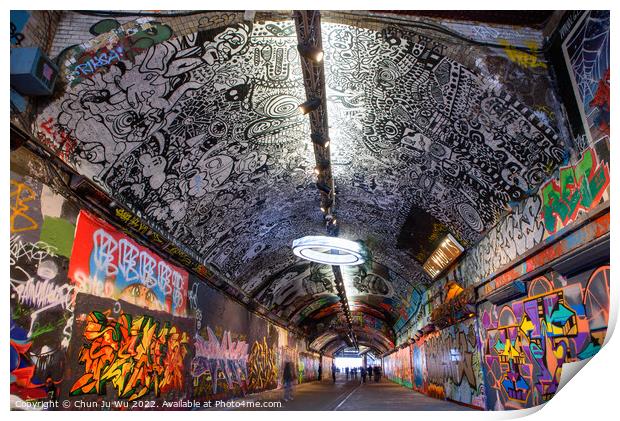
(292, 236, 366, 266)
(298, 43, 324, 63)
(423, 233, 464, 278)
(299, 98, 321, 115)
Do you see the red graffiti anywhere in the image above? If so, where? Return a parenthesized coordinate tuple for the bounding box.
(38, 117, 78, 161)
(589, 68, 610, 135)
(70, 311, 189, 401)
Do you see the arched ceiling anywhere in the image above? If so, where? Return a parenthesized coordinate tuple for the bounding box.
(36, 13, 565, 355)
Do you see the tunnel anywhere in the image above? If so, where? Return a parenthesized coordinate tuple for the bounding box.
(9, 9, 611, 412)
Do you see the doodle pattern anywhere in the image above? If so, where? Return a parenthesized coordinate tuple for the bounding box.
(37, 20, 325, 305)
(324, 22, 564, 283)
(35, 19, 566, 337)
(458, 195, 546, 286)
(480, 266, 610, 410)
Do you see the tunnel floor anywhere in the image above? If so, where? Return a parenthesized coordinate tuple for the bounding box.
(215, 375, 474, 411)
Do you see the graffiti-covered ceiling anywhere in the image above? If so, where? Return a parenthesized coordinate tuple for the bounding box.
(36, 12, 565, 354)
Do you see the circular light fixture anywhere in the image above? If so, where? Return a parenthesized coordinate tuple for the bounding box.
(292, 236, 365, 266)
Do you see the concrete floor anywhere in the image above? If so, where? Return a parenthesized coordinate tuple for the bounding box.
(216, 374, 475, 411)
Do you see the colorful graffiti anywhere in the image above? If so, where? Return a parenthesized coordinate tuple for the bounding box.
(10, 320, 54, 401)
(10, 235, 72, 402)
(413, 318, 486, 409)
(481, 265, 610, 409)
(36, 117, 78, 164)
(59, 18, 173, 86)
(247, 337, 278, 392)
(68, 210, 189, 316)
(384, 346, 413, 388)
(412, 343, 425, 391)
(499, 39, 547, 69)
(298, 353, 320, 383)
(321, 355, 333, 381)
(540, 147, 609, 235)
(191, 327, 248, 399)
(69, 308, 190, 401)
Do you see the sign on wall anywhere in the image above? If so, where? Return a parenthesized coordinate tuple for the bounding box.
(68, 210, 189, 316)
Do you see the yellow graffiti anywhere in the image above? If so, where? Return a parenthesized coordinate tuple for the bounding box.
(70, 311, 189, 401)
(500, 40, 547, 69)
(247, 338, 277, 392)
(10, 180, 38, 233)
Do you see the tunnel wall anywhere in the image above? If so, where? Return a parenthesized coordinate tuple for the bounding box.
(479, 263, 610, 410)
(10, 146, 324, 408)
(388, 10, 610, 411)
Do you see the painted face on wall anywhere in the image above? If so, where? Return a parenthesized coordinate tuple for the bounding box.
(118, 283, 163, 311)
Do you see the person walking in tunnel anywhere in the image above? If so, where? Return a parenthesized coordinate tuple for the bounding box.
(361, 366, 367, 383)
(373, 365, 381, 382)
(283, 361, 295, 402)
(318, 363, 322, 381)
(332, 362, 337, 383)
(345, 367, 349, 380)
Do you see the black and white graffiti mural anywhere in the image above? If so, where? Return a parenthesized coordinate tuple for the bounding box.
(324, 23, 565, 280)
(37, 18, 565, 334)
(38, 20, 325, 286)
(456, 195, 546, 286)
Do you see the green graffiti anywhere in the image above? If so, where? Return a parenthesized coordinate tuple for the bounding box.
(127, 22, 173, 51)
(89, 19, 121, 36)
(541, 148, 609, 234)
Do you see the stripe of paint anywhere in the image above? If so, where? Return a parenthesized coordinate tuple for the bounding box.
(39, 216, 76, 258)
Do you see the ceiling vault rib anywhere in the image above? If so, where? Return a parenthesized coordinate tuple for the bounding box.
(294, 10, 357, 350)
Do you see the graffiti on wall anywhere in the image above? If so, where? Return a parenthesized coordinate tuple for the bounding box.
(562, 11, 610, 144)
(10, 236, 72, 401)
(321, 355, 333, 381)
(188, 279, 300, 399)
(481, 265, 610, 409)
(499, 40, 547, 69)
(384, 346, 413, 388)
(412, 342, 426, 391)
(37, 19, 565, 305)
(323, 21, 564, 285)
(540, 147, 609, 235)
(453, 144, 609, 290)
(297, 352, 320, 384)
(58, 18, 174, 86)
(191, 327, 249, 399)
(414, 317, 486, 409)
(68, 210, 189, 316)
(248, 337, 278, 392)
(10, 179, 42, 236)
(66, 294, 193, 403)
(458, 195, 545, 286)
